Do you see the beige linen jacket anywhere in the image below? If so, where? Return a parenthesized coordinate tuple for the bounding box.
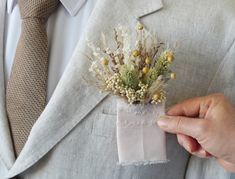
(0, 0, 235, 178)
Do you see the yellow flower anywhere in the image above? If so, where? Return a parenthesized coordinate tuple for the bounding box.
(132, 50, 141, 57)
(145, 57, 152, 65)
(137, 23, 144, 30)
(101, 58, 109, 66)
(166, 52, 174, 63)
(170, 72, 176, 79)
(142, 67, 149, 74)
(153, 93, 160, 101)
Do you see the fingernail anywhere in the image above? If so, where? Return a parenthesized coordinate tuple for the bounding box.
(157, 117, 169, 128)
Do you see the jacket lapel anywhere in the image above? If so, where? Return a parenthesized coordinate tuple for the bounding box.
(0, 0, 15, 171)
(7, 0, 163, 177)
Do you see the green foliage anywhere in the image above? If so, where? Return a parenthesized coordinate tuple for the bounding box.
(119, 65, 140, 90)
(144, 52, 171, 85)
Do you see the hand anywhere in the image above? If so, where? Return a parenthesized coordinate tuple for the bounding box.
(157, 93, 235, 173)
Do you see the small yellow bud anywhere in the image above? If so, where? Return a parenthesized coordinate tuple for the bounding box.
(145, 57, 152, 65)
(167, 55, 174, 63)
(170, 72, 176, 79)
(166, 53, 174, 63)
(137, 23, 144, 30)
(142, 67, 149, 74)
(101, 58, 109, 66)
(153, 93, 160, 101)
(132, 50, 141, 57)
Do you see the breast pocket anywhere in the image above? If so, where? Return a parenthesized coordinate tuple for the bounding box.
(92, 113, 116, 138)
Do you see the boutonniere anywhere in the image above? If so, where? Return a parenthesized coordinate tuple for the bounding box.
(87, 23, 177, 165)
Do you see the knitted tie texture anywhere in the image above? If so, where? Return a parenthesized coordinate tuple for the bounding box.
(6, 0, 59, 156)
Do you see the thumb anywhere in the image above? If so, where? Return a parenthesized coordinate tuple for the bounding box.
(157, 116, 206, 139)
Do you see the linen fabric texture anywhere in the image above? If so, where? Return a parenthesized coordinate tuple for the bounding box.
(117, 100, 167, 165)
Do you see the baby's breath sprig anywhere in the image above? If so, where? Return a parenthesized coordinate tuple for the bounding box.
(87, 23, 176, 104)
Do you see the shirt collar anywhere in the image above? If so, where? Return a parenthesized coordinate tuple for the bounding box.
(7, 0, 87, 16)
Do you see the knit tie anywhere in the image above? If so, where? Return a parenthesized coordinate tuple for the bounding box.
(6, 0, 59, 156)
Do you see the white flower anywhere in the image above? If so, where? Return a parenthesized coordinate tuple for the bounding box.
(89, 61, 98, 72)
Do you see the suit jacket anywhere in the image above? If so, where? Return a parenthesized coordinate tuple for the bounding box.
(0, 0, 235, 178)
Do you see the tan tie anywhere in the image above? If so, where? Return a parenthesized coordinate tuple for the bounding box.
(6, 0, 59, 156)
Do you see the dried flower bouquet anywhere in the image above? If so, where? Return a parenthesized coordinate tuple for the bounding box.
(88, 23, 176, 105)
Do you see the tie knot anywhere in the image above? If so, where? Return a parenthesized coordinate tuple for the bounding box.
(19, 0, 59, 19)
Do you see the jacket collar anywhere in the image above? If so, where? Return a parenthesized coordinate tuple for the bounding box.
(1, 0, 164, 177)
(7, 0, 87, 16)
(126, 0, 163, 19)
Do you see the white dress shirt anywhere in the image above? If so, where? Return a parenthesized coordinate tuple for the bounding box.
(4, 0, 96, 101)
